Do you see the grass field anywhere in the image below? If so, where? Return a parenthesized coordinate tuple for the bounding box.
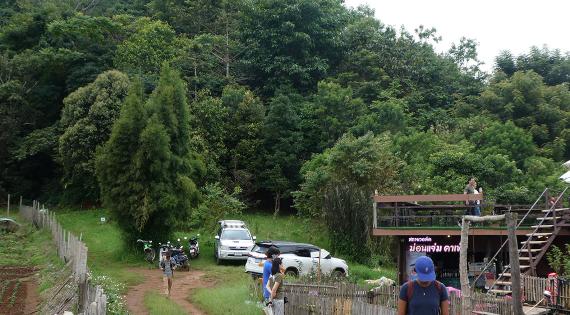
(144, 291, 188, 315)
(54, 208, 396, 314)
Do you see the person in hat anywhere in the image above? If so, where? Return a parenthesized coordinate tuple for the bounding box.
(160, 251, 176, 297)
(398, 256, 449, 315)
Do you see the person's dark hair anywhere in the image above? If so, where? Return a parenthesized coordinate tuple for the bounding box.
(271, 257, 282, 275)
(165, 251, 171, 258)
(266, 246, 280, 258)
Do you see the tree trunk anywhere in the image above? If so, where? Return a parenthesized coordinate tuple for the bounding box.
(460, 217, 472, 314)
(507, 212, 524, 315)
(273, 192, 281, 218)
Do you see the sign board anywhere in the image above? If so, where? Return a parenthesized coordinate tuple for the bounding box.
(407, 236, 461, 253)
(100, 217, 106, 223)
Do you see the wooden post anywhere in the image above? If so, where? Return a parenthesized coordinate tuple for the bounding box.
(19, 196, 22, 209)
(7, 194, 10, 217)
(460, 217, 472, 314)
(507, 212, 524, 315)
(373, 200, 377, 229)
(460, 214, 506, 315)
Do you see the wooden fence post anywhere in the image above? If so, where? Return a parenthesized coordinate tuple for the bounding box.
(7, 193, 10, 216)
(507, 212, 524, 315)
(19, 196, 22, 209)
(460, 217, 472, 314)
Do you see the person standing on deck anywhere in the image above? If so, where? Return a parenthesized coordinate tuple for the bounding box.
(464, 178, 477, 215)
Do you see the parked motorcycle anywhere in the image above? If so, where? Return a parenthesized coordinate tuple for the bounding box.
(171, 238, 190, 271)
(184, 234, 200, 259)
(136, 239, 155, 265)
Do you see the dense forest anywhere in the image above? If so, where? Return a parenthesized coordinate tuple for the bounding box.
(2, 0, 570, 259)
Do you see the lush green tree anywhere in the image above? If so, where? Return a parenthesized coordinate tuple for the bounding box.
(239, 0, 348, 94)
(114, 19, 179, 76)
(221, 85, 265, 198)
(262, 90, 304, 215)
(96, 79, 149, 241)
(295, 132, 402, 262)
(58, 70, 130, 203)
(300, 81, 366, 153)
(480, 70, 570, 159)
(97, 65, 204, 243)
(294, 133, 403, 217)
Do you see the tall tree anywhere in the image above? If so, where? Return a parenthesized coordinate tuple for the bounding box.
(262, 90, 303, 215)
(59, 70, 130, 204)
(97, 65, 204, 243)
(239, 0, 348, 94)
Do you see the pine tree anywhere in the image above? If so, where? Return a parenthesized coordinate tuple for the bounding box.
(96, 64, 204, 243)
(96, 78, 150, 242)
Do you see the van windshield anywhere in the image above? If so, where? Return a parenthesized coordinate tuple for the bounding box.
(222, 229, 251, 240)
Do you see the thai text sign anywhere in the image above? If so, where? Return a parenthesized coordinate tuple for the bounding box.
(408, 236, 460, 253)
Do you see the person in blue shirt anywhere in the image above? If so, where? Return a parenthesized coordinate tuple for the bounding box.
(262, 246, 280, 301)
(398, 256, 449, 315)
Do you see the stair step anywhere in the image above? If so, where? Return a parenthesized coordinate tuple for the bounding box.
(519, 248, 542, 253)
(536, 217, 561, 221)
(525, 232, 552, 237)
(519, 257, 532, 260)
(500, 273, 511, 277)
(542, 208, 569, 212)
(494, 281, 512, 286)
(520, 240, 547, 245)
(519, 265, 530, 269)
(531, 225, 553, 228)
(489, 289, 512, 295)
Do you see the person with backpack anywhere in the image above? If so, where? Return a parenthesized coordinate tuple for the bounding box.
(160, 251, 176, 297)
(398, 256, 449, 315)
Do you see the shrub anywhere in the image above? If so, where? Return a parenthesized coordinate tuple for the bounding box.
(189, 183, 246, 231)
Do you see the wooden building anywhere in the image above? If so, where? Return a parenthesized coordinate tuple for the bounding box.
(371, 190, 570, 294)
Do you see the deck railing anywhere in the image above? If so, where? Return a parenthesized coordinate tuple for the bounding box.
(373, 193, 554, 229)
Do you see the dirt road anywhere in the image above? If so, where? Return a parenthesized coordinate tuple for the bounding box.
(125, 267, 213, 315)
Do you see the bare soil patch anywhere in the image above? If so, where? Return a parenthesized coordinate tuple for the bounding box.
(0, 267, 39, 315)
(125, 267, 214, 315)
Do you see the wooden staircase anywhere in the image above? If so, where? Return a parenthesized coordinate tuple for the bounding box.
(488, 192, 568, 296)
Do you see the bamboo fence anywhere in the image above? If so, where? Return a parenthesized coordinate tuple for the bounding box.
(20, 201, 107, 315)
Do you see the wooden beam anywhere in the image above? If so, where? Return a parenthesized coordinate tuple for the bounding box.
(373, 193, 484, 203)
(372, 228, 533, 236)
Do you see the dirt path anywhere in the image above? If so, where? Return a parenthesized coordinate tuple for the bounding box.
(125, 267, 214, 315)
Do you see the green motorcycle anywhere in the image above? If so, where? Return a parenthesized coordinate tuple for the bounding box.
(137, 239, 156, 264)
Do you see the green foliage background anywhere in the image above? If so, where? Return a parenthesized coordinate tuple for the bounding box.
(1, 0, 570, 262)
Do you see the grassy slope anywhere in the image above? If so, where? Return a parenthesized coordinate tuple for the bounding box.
(55, 209, 396, 315)
(55, 209, 144, 286)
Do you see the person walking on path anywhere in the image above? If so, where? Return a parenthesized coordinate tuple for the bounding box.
(262, 246, 280, 302)
(266, 257, 286, 315)
(160, 251, 176, 297)
(398, 256, 449, 315)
